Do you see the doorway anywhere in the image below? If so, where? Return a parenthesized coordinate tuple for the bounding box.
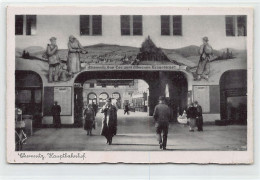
(74, 70, 188, 125)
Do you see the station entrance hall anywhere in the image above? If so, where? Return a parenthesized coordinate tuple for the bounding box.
(73, 71, 188, 126)
(14, 14, 248, 151)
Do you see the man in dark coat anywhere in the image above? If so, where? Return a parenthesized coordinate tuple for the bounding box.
(153, 96, 171, 150)
(100, 98, 117, 145)
(124, 103, 129, 115)
(194, 101, 203, 131)
(51, 101, 61, 128)
(187, 102, 198, 132)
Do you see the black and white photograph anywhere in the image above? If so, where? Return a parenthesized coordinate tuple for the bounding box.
(6, 6, 253, 163)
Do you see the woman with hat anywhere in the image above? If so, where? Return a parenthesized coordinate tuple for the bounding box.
(100, 98, 118, 145)
(83, 104, 95, 136)
(195, 36, 213, 81)
(67, 35, 87, 77)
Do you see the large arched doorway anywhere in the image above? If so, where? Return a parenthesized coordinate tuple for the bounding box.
(15, 70, 43, 127)
(74, 70, 188, 125)
(220, 70, 247, 124)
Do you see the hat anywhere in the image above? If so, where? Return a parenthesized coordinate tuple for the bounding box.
(50, 37, 57, 41)
(159, 96, 165, 101)
(69, 35, 76, 40)
(202, 36, 209, 42)
(106, 98, 112, 102)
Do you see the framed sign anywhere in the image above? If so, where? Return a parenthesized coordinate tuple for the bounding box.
(54, 87, 72, 116)
(193, 86, 210, 113)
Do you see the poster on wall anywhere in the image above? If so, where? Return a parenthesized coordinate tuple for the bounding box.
(193, 86, 210, 113)
(54, 87, 72, 115)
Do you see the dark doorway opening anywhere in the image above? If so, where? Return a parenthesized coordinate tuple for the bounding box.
(220, 70, 247, 124)
(15, 70, 43, 128)
(74, 71, 188, 126)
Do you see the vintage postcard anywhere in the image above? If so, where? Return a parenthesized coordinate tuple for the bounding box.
(6, 6, 253, 163)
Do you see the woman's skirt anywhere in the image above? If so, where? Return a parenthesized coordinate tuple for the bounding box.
(67, 52, 81, 74)
(189, 118, 196, 129)
(84, 120, 93, 130)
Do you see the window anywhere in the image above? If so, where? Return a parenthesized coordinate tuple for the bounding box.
(120, 15, 143, 36)
(80, 15, 90, 35)
(26, 15, 37, 35)
(225, 15, 247, 36)
(172, 16, 182, 36)
(80, 15, 102, 35)
(161, 15, 170, 35)
(225, 16, 235, 36)
(15, 15, 24, 35)
(121, 15, 131, 35)
(160, 15, 182, 36)
(237, 15, 247, 36)
(15, 15, 36, 35)
(133, 15, 142, 35)
(92, 15, 102, 35)
(89, 83, 95, 88)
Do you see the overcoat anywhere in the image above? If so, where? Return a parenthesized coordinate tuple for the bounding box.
(83, 108, 95, 130)
(100, 105, 117, 137)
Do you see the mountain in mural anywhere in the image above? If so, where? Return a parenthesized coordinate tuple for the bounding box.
(15, 40, 246, 68)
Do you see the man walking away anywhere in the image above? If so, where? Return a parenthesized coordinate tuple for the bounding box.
(51, 101, 61, 128)
(194, 101, 203, 131)
(187, 103, 198, 132)
(153, 96, 171, 150)
(124, 103, 129, 115)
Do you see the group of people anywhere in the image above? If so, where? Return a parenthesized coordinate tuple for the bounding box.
(51, 97, 203, 150)
(82, 99, 117, 145)
(186, 101, 203, 132)
(45, 35, 87, 82)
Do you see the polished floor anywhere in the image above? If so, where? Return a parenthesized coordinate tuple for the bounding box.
(22, 110, 247, 151)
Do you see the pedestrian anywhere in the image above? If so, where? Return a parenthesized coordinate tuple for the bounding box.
(124, 103, 129, 115)
(186, 102, 198, 132)
(67, 35, 87, 77)
(194, 101, 203, 131)
(51, 101, 61, 128)
(100, 98, 118, 145)
(92, 102, 98, 116)
(153, 96, 171, 150)
(83, 104, 95, 136)
(47, 37, 60, 82)
(194, 36, 213, 81)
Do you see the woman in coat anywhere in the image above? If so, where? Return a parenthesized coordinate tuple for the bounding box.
(83, 104, 95, 136)
(187, 102, 198, 132)
(67, 35, 86, 76)
(100, 98, 118, 145)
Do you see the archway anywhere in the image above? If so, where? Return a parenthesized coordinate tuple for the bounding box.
(219, 70, 247, 124)
(74, 70, 188, 125)
(15, 70, 43, 127)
